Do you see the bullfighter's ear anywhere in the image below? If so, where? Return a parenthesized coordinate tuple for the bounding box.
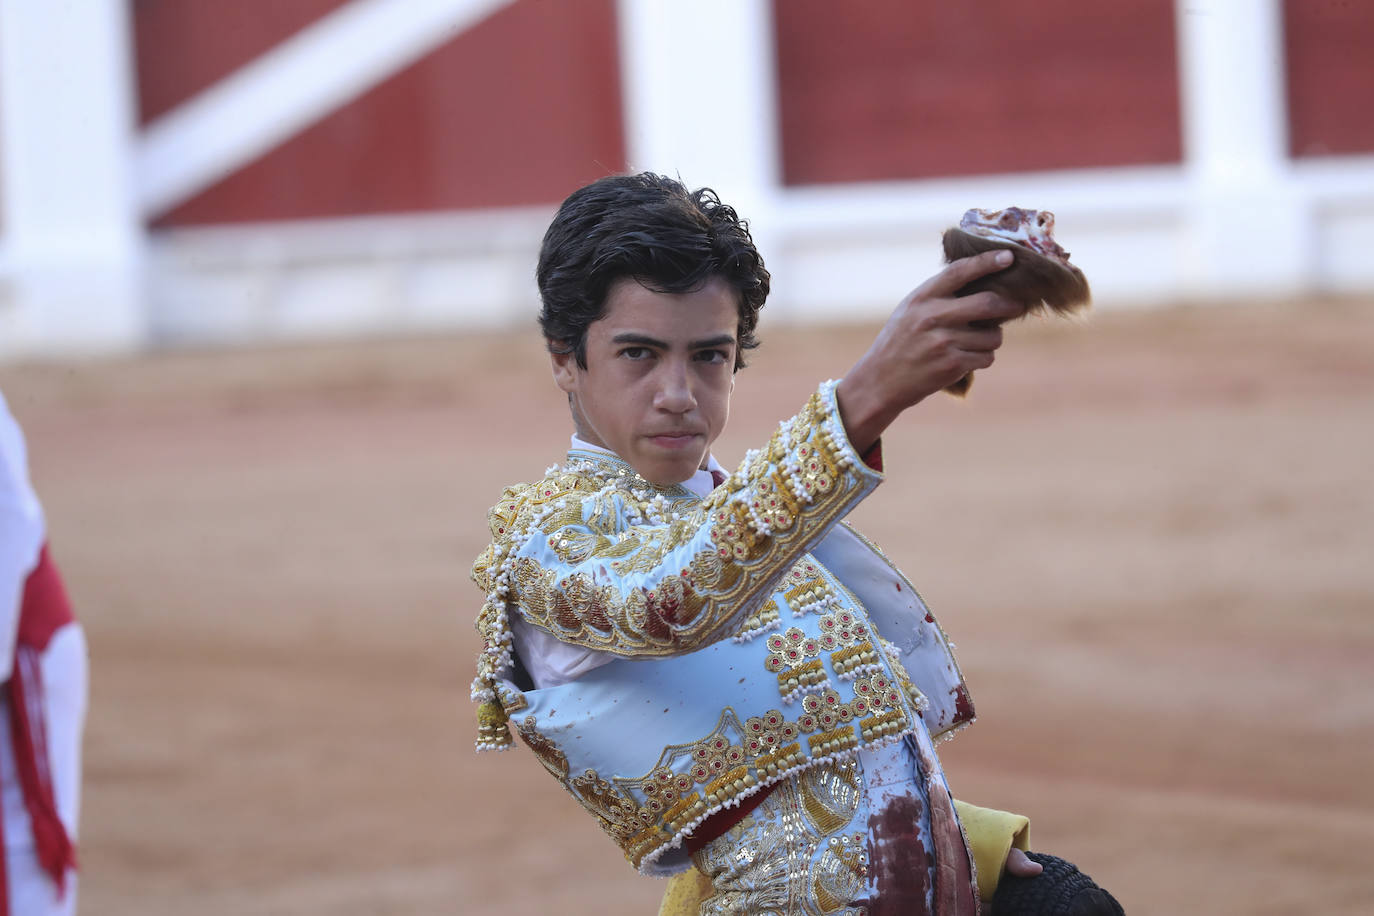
(550, 345, 579, 393)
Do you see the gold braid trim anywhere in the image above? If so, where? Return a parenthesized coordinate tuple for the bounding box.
(469, 382, 881, 750)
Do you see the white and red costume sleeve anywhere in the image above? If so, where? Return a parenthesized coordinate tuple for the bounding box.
(0, 393, 45, 681)
(0, 391, 80, 913)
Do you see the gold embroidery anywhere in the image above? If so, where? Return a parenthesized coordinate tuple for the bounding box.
(753, 742, 806, 779)
(569, 769, 642, 841)
(769, 626, 829, 708)
(705, 764, 754, 803)
(471, 385, 878, 698)
(615, 532, 674, 574)
(830, 640, 881, 679)
(514, 716, 569, 779)
(858, 708, 908, 743)
(798, 759, 860, 836)
(807, 725, 858, 758)
(818, 609, 868, 646)
(851, 672, 905, 724)
(693, 766, 869, 916)
(475, 700, 512, 749)
(496, 682, 526, 714)
(813, 833, 869, 914)
(784, 568, 839, 617)
(468, 385, 924, 874)
(689, 735, 744, 784)
(735, 598, 781, 643)
(549, 527, 610, 564)
(692, 791, 794, 914)
(767, 609, 873, 703)
(600, 701, 875, 871)
(775, 657, 828, 704)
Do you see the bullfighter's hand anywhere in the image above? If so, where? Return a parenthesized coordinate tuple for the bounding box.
(836, 250, 1027, 453)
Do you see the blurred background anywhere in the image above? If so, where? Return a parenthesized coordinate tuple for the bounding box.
(4, 0, 1374, 354)
(0, 1, 1371, 913)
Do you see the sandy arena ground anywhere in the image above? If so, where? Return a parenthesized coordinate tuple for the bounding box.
(2, 296, 1372, 915)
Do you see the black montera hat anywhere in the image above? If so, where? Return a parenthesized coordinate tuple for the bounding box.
(991, 852, 1126, 916)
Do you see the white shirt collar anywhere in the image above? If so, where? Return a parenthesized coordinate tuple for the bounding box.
(568, 435, 725, 498)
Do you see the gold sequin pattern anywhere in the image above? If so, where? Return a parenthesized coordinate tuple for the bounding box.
(830, 640, 881, 679)
(476, 386, 875, 672)
(734, 598, 782, 643)
(603, 693, 895, 871)
(468, 384, 952, 876)
(692, 761, 869, 916)
(783, 563, 839, 616)
(775, 657, 828, 704)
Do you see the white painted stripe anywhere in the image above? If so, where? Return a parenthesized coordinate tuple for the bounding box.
(136, 0, 516, 218)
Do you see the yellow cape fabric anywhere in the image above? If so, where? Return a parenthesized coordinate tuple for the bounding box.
(953, 800, 1031, 902)
(656, 800, 1029, 914)
(657, 866, 717, 916)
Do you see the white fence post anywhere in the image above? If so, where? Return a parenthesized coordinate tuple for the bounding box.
(136, 0, 516, 220)
(615, 0, 783, 272)
(0, 0, 145, 358)
(1175, 0, 1310, 299)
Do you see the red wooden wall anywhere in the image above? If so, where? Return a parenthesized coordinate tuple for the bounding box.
(134, 0, 353, 123)
(130, 1, 1372, 225)
(771, 0, 1182, 185)
(134, 0, 627, 226)
(1284, 0, 1374, 157)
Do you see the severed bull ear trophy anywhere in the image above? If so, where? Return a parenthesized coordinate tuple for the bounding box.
(941, 207, 1091, 396)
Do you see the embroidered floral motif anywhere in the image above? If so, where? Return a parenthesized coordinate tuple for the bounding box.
(813, 833, 870, 913)
(467, 383, 965, 879)
(689, 735, 745, 784)
(503, 626, 932, 872)
(693, 763, 868, 916)
(798, 759, 862, 836)
(802, 689, 851, 730)
(743, 709, 797, 757)
(470, 383, 880, 751)
(818, 609, 867, 645)
(783, 561, 839, 616)
(853, 673, 904, 711)
(764, 623, 832, 703)
(602, 702, 864, 870)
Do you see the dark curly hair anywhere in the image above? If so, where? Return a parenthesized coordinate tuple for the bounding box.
(536, 172, 770, 370)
